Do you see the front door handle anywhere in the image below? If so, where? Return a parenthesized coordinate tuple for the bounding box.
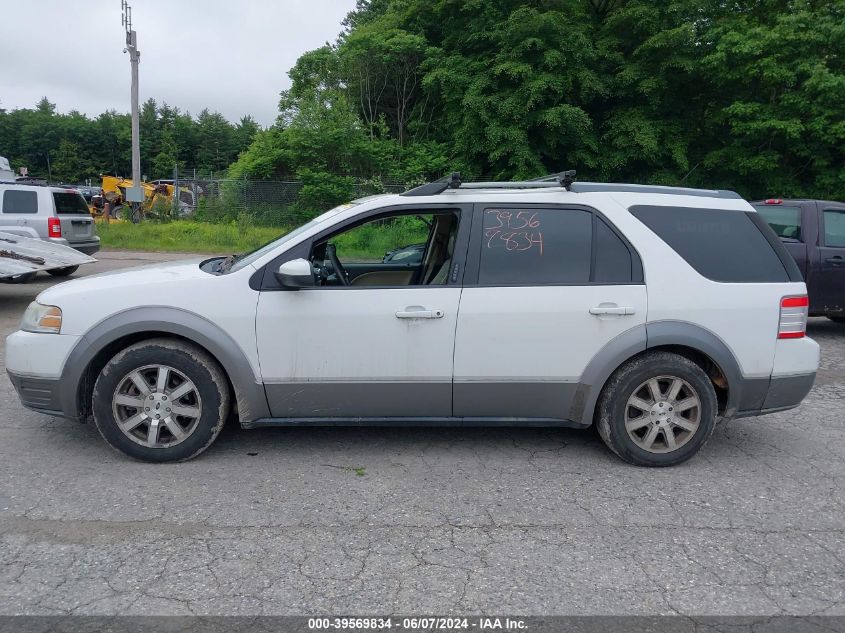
(826, 256, 843, 265)
(396, 306, 444, 319)
(589, 305, 636, 316)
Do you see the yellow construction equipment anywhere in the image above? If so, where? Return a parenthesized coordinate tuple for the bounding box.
(90, 176, 194, 222)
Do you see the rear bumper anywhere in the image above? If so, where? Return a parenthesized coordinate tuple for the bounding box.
(7, 371, 64, 417)
(735, 371, 817, 418)
(47, 236, 100, 255)
(47, 237, 100, 255)
(71, 238, 100, 255)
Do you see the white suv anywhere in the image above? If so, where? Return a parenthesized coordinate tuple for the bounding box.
(5, 176, 820, 466)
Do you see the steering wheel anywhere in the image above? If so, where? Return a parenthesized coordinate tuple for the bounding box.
(325, 243, 350, 286)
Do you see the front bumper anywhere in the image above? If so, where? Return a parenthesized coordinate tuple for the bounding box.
(7, 371, 63, 416)
(5, 331, 82, 420)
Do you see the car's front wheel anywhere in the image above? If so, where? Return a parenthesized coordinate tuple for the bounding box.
(596, 351, 718, 467)
(828, 316, 845, 324)
(92, 338, 230, 462)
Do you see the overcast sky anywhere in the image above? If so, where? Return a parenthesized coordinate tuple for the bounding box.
(0, 0, 356, 127)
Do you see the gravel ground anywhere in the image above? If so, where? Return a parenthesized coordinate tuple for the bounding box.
(0, 251, 843, 616)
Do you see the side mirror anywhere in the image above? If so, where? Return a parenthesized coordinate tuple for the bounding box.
(274, 258, 316, 289)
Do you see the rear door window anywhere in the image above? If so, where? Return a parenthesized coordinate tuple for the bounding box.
(593, 217, 634, 283)
(823, 209, 845, 247)
(752, 204, 803, 241)
(2, 190, 38, 214)
(52, 192, 91, 215)
(475, 208, 641, 285)
(479, 208, 592, 285)
(630, 205, 790, 283)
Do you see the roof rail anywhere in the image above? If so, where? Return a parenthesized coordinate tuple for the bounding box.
(568, 182, 742, 199)
(401, 171, 742, 200)
(0, 180, 47, 187)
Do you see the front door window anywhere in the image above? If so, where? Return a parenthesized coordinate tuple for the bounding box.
(310, 212, 459, 287)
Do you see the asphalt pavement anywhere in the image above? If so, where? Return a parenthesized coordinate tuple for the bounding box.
(0, 251, 843, 616)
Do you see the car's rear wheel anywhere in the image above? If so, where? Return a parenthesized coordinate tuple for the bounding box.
(47, 266, 79, 277)
(596, 351, 718, 467)
(828, 316, 845, 324)
(92, 338, 230, 462)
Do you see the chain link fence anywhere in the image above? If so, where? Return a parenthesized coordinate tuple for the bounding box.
(163, 167, 412, 226)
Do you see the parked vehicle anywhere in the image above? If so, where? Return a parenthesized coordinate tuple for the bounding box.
(6, 175, 819, 466)
(751, 198, 845, 323)
(0, 156, 14, 181)
(74, 185, 102, 202)
(383, 242, 425, 265)
(92, 176, 195, 220)
(0, 182, 100, 281)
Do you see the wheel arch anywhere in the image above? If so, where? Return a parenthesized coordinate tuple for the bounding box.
(59, 307, 270, 424)
(571, 321, 749, 427)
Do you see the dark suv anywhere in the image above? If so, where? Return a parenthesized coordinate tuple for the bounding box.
(752, 199, 845, 323)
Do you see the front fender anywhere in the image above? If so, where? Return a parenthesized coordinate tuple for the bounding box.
(58, 306, 270, 423)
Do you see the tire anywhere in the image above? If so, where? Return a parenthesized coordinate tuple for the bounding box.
(828, 316, 845, 324)
(92, 338, 231, 462)
(46, 266, 79, 277)
(0, 272, 36, 284)
(596, 351, 718, 467)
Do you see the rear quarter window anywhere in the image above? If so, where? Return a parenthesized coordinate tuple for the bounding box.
(52, 192, 91, 215)
(2, 190, 38, 214)
(629, 205, 791, 283)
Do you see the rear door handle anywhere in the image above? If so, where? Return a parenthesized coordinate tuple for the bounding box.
(396, 306, 444, 319)
(826, 256, 843, 265)
(589, 305, 636, 316)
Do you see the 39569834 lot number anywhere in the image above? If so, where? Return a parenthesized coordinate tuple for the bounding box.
(308, 617, 472, 630)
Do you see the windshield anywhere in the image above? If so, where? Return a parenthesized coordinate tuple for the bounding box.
(227, 203, 358, 273)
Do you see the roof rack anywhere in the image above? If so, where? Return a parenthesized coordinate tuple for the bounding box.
(401, 170, 742, 200)
(402, 172, 463, 196)
(402, 170, 578, 196)
(0, 179, 49, 187)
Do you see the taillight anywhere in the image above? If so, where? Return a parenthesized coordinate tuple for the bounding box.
(765, 198, 783, 204)
(778, 296, 809, 339)
(48, 217, 62, 238)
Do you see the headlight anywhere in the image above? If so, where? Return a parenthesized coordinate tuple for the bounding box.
(21, 302, 62, 334)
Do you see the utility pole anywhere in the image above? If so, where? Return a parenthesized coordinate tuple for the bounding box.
(122, 0, 143, 220)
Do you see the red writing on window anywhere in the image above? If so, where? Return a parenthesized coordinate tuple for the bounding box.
(484, 210, 544, 255)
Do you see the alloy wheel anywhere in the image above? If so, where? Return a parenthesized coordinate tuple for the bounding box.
(111, 364, 202, 448)
(624, 375, 701, 453)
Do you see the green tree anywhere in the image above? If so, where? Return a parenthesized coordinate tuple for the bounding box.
(151, 130, 182, 179)
(51, 138, 95, 182)
(195, 109, 237, 172)
(234, 115, 260, 154)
